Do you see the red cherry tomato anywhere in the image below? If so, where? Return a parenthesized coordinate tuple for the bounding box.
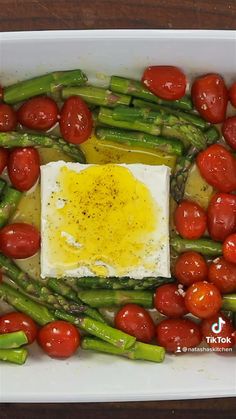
(207, 193, 236, 242)
(37, 320, 80, 358)
(115, 303, 155, 343)
(191, 73, 228, 123)
(229, 82, 236, 107)
(208, 257, 236, 293)
(174, 251, 208, 287)
(196, 144, 236, 193)
(0, 222, 40, 259)
(222, 116, 236, 151)
(142, 66, 186, 100)
(17, 96, 58, 131)
(0, 148, 8, 174)
(154, 284, 187, 318)
(8, 147, 40, 191)
(185, 281, 222, 319)
(223, 233, 236, 264)
(0, 103, 17, 132)
(156, 318, 202, 353)
(0, 312, 37, 344)
(174, 200, 207, 240)
(201, 313, 234, 349)
(60, 96, 92, 145)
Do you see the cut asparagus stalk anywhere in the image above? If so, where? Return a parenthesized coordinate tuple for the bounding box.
(4, 69, 87, 104)
(0, 348, 28, 364)
(0, 184, 22, 228)
(0, 331, 28, 349)
(222, 295, 236, 312)
(77, 290, 153, 308)
(171, 236, 223, 256)
(62, 86, 131, 107)
(0, 132, 85, 163)
(110, 76, 193, 111)
(76, 276, 174, 290)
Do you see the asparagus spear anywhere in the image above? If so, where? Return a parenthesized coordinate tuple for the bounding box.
(62, 86, 131, 107)
(170, 148, 198, 203)
(161, 124, 206, 150)
(222, 294, 236, 312)
(4, 69, 87, 104)
(0, 179, 6, 194)
(82, 337, 165, 363)
(204, 126, 220, 144)
(0, 331, 28, 349)
(110, 76, 193, 111)
(77, 290, 153, 308)
(171, 236, 222, 256)
(76, 276, 174, 290)
(96, 127, 184, 156)
(0, 183, 22, 227)
(132, 99, 209, 130)
(0, 132, 85, 163)
(0, 348, 28, 364)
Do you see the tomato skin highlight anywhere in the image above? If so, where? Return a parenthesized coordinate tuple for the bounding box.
(59, 96, 93, 144)
(8, 147, 40, 191)
(154, 284, 187, 318)
(191, 73, 228, 123)
(222, 116, 236, 151)
(207, 193, 236, 242)
(115, 303, 155, 343)
(185, 281, 222, 319)
(0, 103, 17, 132)
(196, 144, 236, 193)
(156, 318, 202, 353)
(229, 82, 236, 107)
(174, 200, 207, 240)
(208, 257, 236, 293)
(142, 66, 186, 100)
(201, 313, 234, 349)
(0, 222, 40, 259)
(17, 96, 58, 131)
(0, 312, 38, 344)
(174, 251, 208, 287)
(223, 233, 236, 264)
(0, 148, 8, 174)
(38, 321, 80, 358)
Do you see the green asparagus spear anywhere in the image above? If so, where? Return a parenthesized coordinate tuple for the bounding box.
(62, 86, 131, 107)
(161, 124, 206, 150)
(0, 132, 85, 163)
(76, 276, 174, 290)
(204, 126, 220, 144)
(170, 147, 198, 202)
(0, 184, 22, 227)
(0, 179, 6, 195)
(4, 69, 87, 104)
(0, 282, 55, 325)
(96, 127, 184, 156)
(0, 331, 28, 349)
(82, 337, 165, 363)
(110, 76, 193, 111)
(0, 348, 28, 364)
(222, 294, 236, 312)
(132, 99, 209, 130)
(171, 236, 223, 256)
(78, 290, 153, 308)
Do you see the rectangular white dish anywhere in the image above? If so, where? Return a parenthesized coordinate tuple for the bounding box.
(0, 29, 236, 403)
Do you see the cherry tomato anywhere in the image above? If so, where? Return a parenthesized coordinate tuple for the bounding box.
(115, 303, 155, 343)
(174, 200, 207, 240)
(223, 233, 236, 264)
(208, 257, 236, 293)
(185, 281, 222, 319)
(17, 96, 58, 131)
(229, 82, 236, 107)
(142, 66, 186, 100)
(60, 96, 92, 145)
(207, 193, 236, 242)
(0, 312, 37, 344)
(0, 222, 40, 259)
(154, 284, 187, 318)
(0, 148, 8, 174)
(37, 320, 80, 358)
(0, 103, 17, 132)
(201, 313, 234, 349)
(191, 73, 228, 123)
(222, 116, 236, 151)
(8, 147, 40, 191)
(156, 318, 202, 353)
(196, 144, 236, 193)
(174, 251, 208, 287)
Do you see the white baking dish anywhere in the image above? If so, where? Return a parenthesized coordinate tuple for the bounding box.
(0, 30, 235, 403)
